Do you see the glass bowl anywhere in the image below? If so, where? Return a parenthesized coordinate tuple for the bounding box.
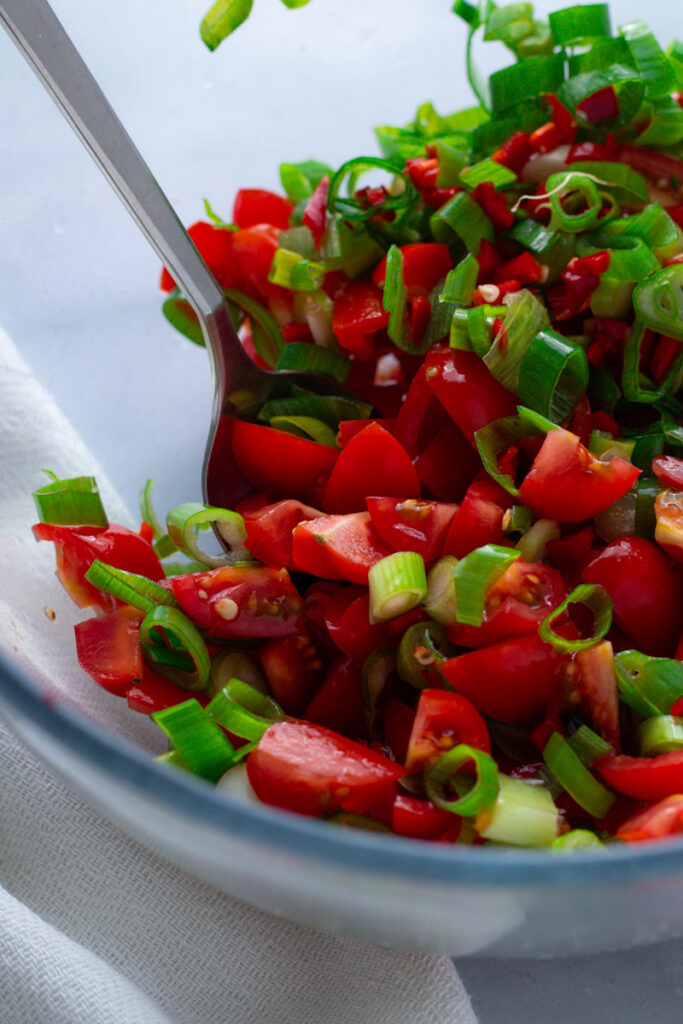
(1, 0, 683, 959)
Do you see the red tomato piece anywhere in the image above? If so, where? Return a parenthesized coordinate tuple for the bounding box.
(472, 182, 514, 231)
(441, 634, 565, 724)
(246, 720, 405, 817)
(405, 690, 491, 774)
(244, 499, 323, 569)
(442, 476, 513, 559)
(392, 793, 459, 840)
(383, 698, 415, 764)
(447, 560, 566, 649)
(596, 751, 683, 802)
(304, 655, 364, 738)
(292, 512, 393, 584)
(392, 362, 450, 458)
(323, 423, 420, 515)
(581, 537, 683, 657)
(232, 190, 293, 230)
(323, 587, 390, 660)
(231, 421, 338, 506)
(170, 565, 303, 638)
(337, 418, 395, 447)
(424, 347, 518, 445)
(414, 421, 482, 503)
(655, 489, 683, 564)
(260, 633, 324, 716)
(571, 641, 621, 750)
(518, 428, 640, 524)
(230, 223, 281, 292)
(33, 522, 164, 612)
(332, 279, 389, 358)
(372, 243, 453, 298)
(74, 606, 143, 695)
(126, 668, 209, 715)
(491, 131, 533, 174)
(160, 221, 246, 293)
(366, 496, 457, 562)
(616, 795, 683, 842)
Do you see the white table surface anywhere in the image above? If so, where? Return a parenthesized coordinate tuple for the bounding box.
(2, 1, 682, 1019)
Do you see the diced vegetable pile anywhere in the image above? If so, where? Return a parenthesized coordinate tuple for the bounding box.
(35, 3, 683, 849)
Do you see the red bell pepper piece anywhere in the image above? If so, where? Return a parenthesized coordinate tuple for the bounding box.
(546, 251, 610, 321)
(372, 243, 453, 298)
(332, 278, 389, 359)
(232, 189, 293, 230)
(476, 238, 505, 283)
(493, 251, 543, 286)
(577, 86, 619, 124)
(302, 174, 329, 246)
(472, 182, 514, 231)
(491, 131, 533, 175)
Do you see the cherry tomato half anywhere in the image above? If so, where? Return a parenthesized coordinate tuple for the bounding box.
(323, 423, 420, 515)
(366, 496, 457, 562)
(405, 689, 491, 774)
(74, 605, 143, 695)
(171, 565, 303, 638)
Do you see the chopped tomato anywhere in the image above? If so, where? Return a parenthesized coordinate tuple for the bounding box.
(246, 720, 405, 817)
(170, 565, 303, 638)
(126, 668, 210, 715)
(405, 690, 491, 774)
(424, 347, 518, 444)
(332, 278, 389, 359)
(244, 499, 324, 569)
(414, 421, 482, 502)
(232, 189, 293, 230)
(260, 633, 324, 716)
(231, 420, 338, 506)
(653, 456, 683, 492)
(392, 362, 450, 458)
(392, 793, 460, 840)
(292, 512, 393, 584)
(160, 221, 246, 293)
(33, 522, 164, 612)
(596, 751, 683, 802)
(323, 423, 420, 515)
(372, 243, 453, 298)
(366, 496, 458, 562)
(304, 655, 365, 738)
(447, 560, 566, 649)
(570, 640, 621, 750)
(441, 476, 513, 558)
(655, 489, 683, 564)
(518, 427, 640, 524)
(616, 795, 683, 842)
(74, 606, 143, 695)
(323, 587, 390, 660)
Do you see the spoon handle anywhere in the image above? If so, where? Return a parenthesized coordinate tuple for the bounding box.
(0, 0, 225, 321)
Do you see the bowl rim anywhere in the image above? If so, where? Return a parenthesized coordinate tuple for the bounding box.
(2, 647, 683, 888)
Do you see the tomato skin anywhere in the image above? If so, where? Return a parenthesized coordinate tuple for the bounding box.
(366, 496, 458, 562)
(405, 690, 491, 774)
(441, 634, 565, 724)
(244, 499, 323, 569)
(581, 537, 683, 657)
(393, 363, 450, 458)
(260, 634, 323, 716)
(441, 476, 512, 558)
(653, 455, 683, 491)
(246, 720, 405, 817)
(323, 587, 390, 660)
(293, 512, 393, 584)
(74, 606, 143, 695)
(232, 189, 293, 230)
(33, 522, 164, 612)
(332, 279, 389, 358)
(447, 560, 566, 649)
(654, 489, 683, 564)
(323, 423, 420, 515)
(415, 421, 482, 503)
(596, 751, 683, 802)
(160, 221, 246, 292)
(383, 698, 415, 764)
(616, 795, 683, 842)
(171, 565, 303, 638)
(424, 347, 518, 445)
(392, 793, 459, 840)
(304, 656, 365, 738)
(126, 668, 210, 715)
(518, 428, 640, 523)
(372, 243, 453, 298)
(231, 421, 338, 506)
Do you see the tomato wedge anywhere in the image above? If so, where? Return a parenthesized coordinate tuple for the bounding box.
(244, 499, 323, 569)
(171, 565, 303, 638)
(74, 605, 143, 695)
(391, 793, 459, 840)
(232, 189, 293, 230)
(260, 633, 324, 716)
(442, 475, 512, 558)
(415, 421, 482, 502)
(424, 347, 518, 444)
(332, 279, 390, 359)
(616, 795, 683, 842)
(323, 586, 390, 660)
(304, 655, 365, 738)
(246, 720, 405, 817)
(292, 512, 393, 584)
(518, 428, 640, 523)
(372, 243, 453, 298)
(231, 420, 338, 506)
(366, 496, 457, 562)
(405, 690, 491, 774)
(596, 751, 683, 801)
(323, 423, 420, 514)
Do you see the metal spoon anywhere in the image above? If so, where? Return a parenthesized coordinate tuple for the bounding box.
(0, 0, 356, 510)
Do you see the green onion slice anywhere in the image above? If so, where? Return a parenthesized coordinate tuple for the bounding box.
(489, 54, 565, 116)
(33, 473, 108, 528)
(280, 160, 332, 203)
(638, 715, 683, 756)
(460, 157, 517, 190)
(425, 743, 500, 817)
(430, 192, 494, 254)
(543, 731, 615, 819)
(153, 700, 239, 782)
(545, 172, 604, 235)
(483, 289, 550, 393)
(368, 551, 428, 623)
(551, 829, 606, 853)
(162, 290, 205, 346)
(276, 342, 350, 383)
(558, 65, 645, 131)
(207, 678, 284, 742)
(257, 393, 372, 429)
(327, 157, 417, 223)
(635, 476, 659, 539)
(268, 415, 339, 447)
(382, 245, 408, 349)
(396, 620, 452, 689)
(362, 648, 397, 735)
(208, 650, 267, 698)
(620, 19, 676, 99)
(424, 555, 460, 626)
(539, 584, 612, 653)
(518, 329, 589, 423)
(200, 0, 253, 50)
(614, 649, 683, 718)
(166, 503, 248, 568)
(549, 4, 611, 46)
(139, 479, 177, 560)
(223, 288, 285, 369)
(453, 544, 521, 627)
(268, 249, 325, 292)
(84, 560, 177, 614)
(567, 723, 613, 766)
(140, 605, 211, 692)
(633, 265, 683, 342)
(476, 773, 559, 847)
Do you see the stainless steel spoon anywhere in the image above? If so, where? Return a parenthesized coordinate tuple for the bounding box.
(0, 0, 355, 509)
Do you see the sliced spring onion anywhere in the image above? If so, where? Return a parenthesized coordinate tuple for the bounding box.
(257, 393, 372, 428)
(620, 19, 676, 99)
(621, 318, 662, 404)
(545, 172, 603, 234)
(460, 157, 517, 190)
(276, 342, 350, 383)
(508, 220, 575, 285)
(199, 0, 253, 50)
(139, 479, 176, 560)
(635, 96, 683, 148)
(567, 724, 613, 766)
(517, 328, 589, 422)
(429, 191, 494, 253)
(568, 36, 633, 75)
(483, 289, 550, 393)
(638, 715, 683, 756)
(483, 3, 534, 45)
(279, 160, 332, 203)
(468, 304, 507, 358)
(632, 265, 683, 341)
(551, 830, 606, 853)
(589, 431, 635, 462)
(268, 249, 325, 292)
(208, 650, 268, 698)
(33, 473, 108, 528)
(548, 4, 611, 46)
(515, 517, 561, 562)
(327, 156, 417, 223)
(140, 605, 211, 692)
(453, 544, 521, 628)
(474, 414, 538, 497)
(605, 203, 679, 251)
(503, 504, 533, 541)
(470, 98, 547, 160)
(155, 748, 193, 773)
(166, 503, 248, 568)
(84, 560, 177, 614)
(368, 551, 428, 622)
(539, 584, 612, 653)
(362, 648, 397, 735)
(614, 649, 683, 718)
(425, 744, 500, 817)
(441, 254, 479, 307)
(396, 620, 452, 689)
(634, 476, 659, 539)
(382, 245, 407, 348)
(153, 700, 239, 782)
(223, 288, 284, 368)
(424, 555, 460, 626)
(558, 66, 645, 131)
(207, 678, 284, 742)
(567, 162, 650, 207)
(278, 226, 316, 258)
(268, 415, 338, 447)
(475, 773, 559, 847)
(488, 54, 565, 116)
(543, 731, 615, 818)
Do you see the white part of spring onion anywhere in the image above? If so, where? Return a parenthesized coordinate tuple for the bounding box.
(424, 555, 459, 625)
(520, 145, 572, 183)
(515, 518, 561, 562)
(215, 763, 259, 802)
(368, 551, 428, 623)
(476, 774, 559, 847)
(293, 290, 335, 347)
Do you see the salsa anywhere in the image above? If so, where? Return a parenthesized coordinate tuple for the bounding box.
(34, 3, 683, 849)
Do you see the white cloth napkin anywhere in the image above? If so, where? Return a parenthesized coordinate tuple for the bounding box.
(0, 327, 478, 1024)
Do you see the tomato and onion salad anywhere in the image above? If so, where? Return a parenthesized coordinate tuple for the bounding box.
(34, 4, 683, 850)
